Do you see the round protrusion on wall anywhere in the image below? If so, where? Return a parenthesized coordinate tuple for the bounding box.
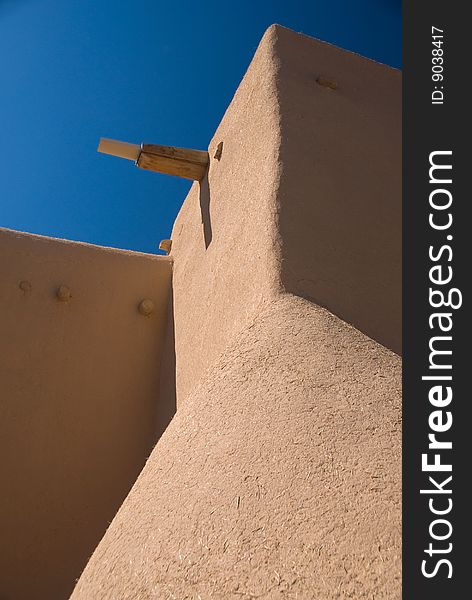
(316, 76, 338, 90)
(19, 280, 32, 293)
(138, 299, 155, 317)
(56, 285, 72, 302)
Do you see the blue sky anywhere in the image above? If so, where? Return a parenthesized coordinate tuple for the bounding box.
(0, 0, 401, 254)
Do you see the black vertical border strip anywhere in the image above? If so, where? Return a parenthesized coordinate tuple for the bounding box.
(403, 2, 467, 598)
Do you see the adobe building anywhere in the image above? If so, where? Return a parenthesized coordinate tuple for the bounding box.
(0, 25, 401, 599)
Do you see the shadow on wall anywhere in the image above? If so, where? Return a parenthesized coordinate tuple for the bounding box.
(199, 175, 212, 249)
(156, 284, 177, 438)
(275, 28, 401, 354)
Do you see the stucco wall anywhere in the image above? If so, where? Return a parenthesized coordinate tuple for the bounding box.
(169, 24, 400, 409)
(72, 25, 401, 600)
(0, 228, 172, 599)
(72, 295, 401, 599)
(169, 27, 282, 405)
(276, 27, 401, 355)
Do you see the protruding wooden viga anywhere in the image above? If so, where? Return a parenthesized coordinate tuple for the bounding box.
(98, 138, 209, 181)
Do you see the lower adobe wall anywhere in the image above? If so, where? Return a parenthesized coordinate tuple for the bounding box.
(0, 228, 172, 600)
(72, 293, 401, 599)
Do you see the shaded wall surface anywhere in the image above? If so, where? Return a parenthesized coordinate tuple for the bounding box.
(0, 228, 172, 599)
(276, 28, 401, 355)
(73, 26, 401, 600)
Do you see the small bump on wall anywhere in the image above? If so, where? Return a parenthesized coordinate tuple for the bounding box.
(19, 280, 32, 294)
(56, 285, 72, 302)
(138, 299, 155, 317)
(316, 76, 338, 90)
(16, 280, 158, 319)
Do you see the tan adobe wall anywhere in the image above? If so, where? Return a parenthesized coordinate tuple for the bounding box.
(169, 28, 283, 405)
(72, 25, 401, 600)
(168, 24, 400, 409)
(0, 228, 172, 599)
(73, 295, 401, 600)
(276, 28, 401, 355)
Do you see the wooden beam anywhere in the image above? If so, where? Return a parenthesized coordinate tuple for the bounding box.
(97, 138, 141, 161)
(137, 144, 209, 181)
(98, 138, 209, 181)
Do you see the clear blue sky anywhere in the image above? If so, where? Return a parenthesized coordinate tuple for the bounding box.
(0, 0, 401, 254)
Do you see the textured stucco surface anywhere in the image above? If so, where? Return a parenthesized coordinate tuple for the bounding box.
(169, 27, 282, 405)
(0, 228, 172, 599)
(72, 294, 401, 599)
(276, 28, 401, 355)
(72, 25, 401, 600)
(170, 24, 401, 409)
